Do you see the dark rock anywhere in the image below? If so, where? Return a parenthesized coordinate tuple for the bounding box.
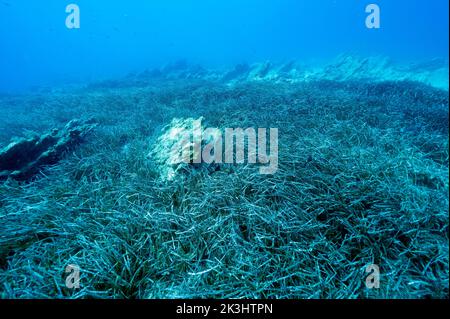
(279, 60, 296, 73)
(222, 63, 251, 82)
(0, 119, 97, 181)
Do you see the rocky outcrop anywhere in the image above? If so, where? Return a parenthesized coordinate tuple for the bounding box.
(86, 55, 449, 91)
(148, 117, 223, 182)
(0, 119, 97, 181)
(308, 55, 449, 89)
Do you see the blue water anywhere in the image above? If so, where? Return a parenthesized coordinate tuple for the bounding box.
(0, 0, 448, 93)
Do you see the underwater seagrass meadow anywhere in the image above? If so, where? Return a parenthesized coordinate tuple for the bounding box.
(0, 1, 449, 299)
(0, 57, 449, 299)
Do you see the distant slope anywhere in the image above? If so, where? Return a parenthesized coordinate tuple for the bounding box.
(115, 55, 449, 91)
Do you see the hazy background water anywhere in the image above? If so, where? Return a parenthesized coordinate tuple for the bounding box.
(0, 0, 448, 93)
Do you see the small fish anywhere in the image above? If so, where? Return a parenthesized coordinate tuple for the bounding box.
(1, 1, 11, 7)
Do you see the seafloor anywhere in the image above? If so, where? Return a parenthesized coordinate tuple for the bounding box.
(0, 57, 448, 298)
